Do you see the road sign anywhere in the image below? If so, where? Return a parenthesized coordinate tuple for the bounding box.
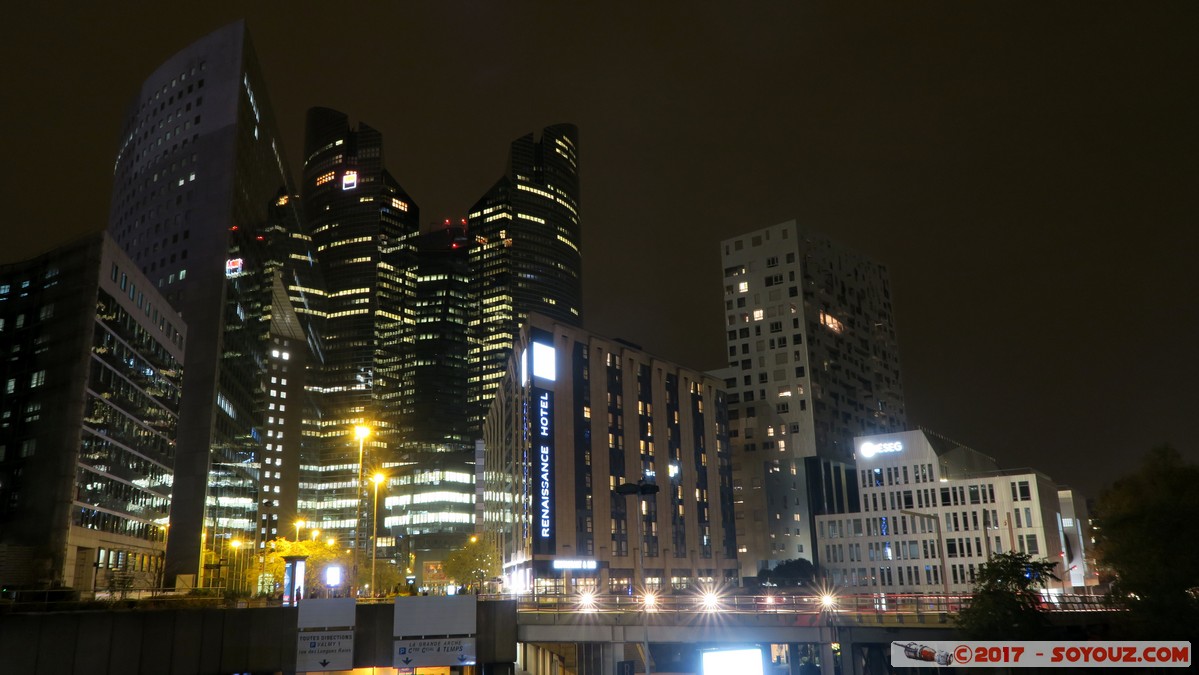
(296, 630, 354, 671)
(394, 637, 477, 668)
(394, 595, 476, 636)
(298, 597, 356, 628)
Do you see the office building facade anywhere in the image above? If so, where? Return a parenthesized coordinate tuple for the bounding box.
(716, 221, 906, 578)
(301, 108, 421, 568)
(392, 224, 477, 567)
(467, 125, 582, 430)
(483, 314, 737, 595)
(815, 429, 1066, 594)
(107, 21, 312, 584)
(0, 234, 184, 592)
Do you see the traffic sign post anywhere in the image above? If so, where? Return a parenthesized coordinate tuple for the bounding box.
(394, 637, 477, 668)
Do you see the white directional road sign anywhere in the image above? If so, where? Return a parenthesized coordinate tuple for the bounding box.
(394, 637, 477, 668)
(297, 630, 354, 671)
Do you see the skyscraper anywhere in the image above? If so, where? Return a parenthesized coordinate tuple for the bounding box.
(392, 224, 479, 578)
(0, 234, 183, 593)
(301, 108, 420, 569)
(107, 21, 311, 584)
(467, 124, 582, 429)
(715, 220, 906, 577)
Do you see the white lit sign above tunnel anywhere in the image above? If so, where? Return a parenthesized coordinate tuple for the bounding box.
(859, 441, 904, 458)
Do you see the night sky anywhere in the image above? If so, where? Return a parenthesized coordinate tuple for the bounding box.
(3, 4, 1195, 498)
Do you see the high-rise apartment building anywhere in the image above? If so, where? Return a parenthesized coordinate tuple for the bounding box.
(483, 314, 737, 596)
(301, 108, 421, 567)
(716, 220, 906, 578)
(467, 125, 582, 430)
(107, 21, 313, 584)
(0, 234, 183, 593)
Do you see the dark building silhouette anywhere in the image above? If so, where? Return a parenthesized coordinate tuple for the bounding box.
(106, 21, 314, 585)
(467, 125, 582, 429)
(0, 234, 183, 593)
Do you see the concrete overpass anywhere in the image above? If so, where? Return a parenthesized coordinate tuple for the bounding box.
(0, 594, 1117, 675)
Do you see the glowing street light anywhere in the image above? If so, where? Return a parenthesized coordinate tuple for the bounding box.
(352, 424, 372, 597)
(229, 540, 242, 594)
(295, 519, 305, 542)
(371, 472, 386, 597)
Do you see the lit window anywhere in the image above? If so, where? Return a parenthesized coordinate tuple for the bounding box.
(819, 310, 844, 334)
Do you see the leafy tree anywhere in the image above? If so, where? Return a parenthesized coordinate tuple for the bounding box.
(256, 537, 351, 596)
(1096, 446, 1199, 641)
(956, 551, 1058, 639)
(443, 537, 500, 591)
(762, 558, 817, 587)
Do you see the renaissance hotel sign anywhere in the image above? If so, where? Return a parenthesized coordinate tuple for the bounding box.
(534, 387, 555, 553)
(527, 334, 557, 555)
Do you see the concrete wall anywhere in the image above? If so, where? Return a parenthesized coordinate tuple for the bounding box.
(0, 600, 518, 675)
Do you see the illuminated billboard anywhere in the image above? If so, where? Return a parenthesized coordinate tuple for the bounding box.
(859, 440, 904, 459)
(701, 648, 764, 675)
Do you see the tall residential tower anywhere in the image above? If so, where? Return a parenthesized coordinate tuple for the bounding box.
(716, 221, 906, 577)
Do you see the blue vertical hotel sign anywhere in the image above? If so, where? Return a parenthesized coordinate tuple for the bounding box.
(532, 385, 554, 554)
(527, 333, 557, 555)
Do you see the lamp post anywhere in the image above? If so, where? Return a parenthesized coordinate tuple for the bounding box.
(615, 479, 660, 675)
(230, 540, 242, 595)
(371, 472, 385, 597)
(352, 424, 371, 597)
(901, 509, 950, 599)
(295, 519, 305, 542)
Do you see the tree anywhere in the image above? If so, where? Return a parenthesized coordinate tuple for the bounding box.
(761, 559, 817, 587)
(258, 537, 351, 596)
(443, 537, 500, 591)
(1096, 446, 1199, 641)
(956, 551, 1058, 639)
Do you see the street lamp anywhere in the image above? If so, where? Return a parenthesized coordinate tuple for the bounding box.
(371, 472, 386, 597)
(901, 509, 950, 598)
(295, 519, 305, 542)
(230, 540, 242, 595)
(614, 479, 660, 675)
(352, 424, 372, 597)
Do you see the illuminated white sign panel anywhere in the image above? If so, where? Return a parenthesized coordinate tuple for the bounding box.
(342, 170, 358, 190)
(859, 441, 904, 458)
(552, 559, 598, 570)
(532, 341, 556, 381)
(702, 648, 764, 675)
(225, 258, 244, 277)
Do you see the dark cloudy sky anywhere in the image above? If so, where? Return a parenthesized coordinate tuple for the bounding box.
(3, 3, 1196, 498)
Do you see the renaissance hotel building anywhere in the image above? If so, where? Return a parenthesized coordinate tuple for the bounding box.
(482, 314, 738, 596)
